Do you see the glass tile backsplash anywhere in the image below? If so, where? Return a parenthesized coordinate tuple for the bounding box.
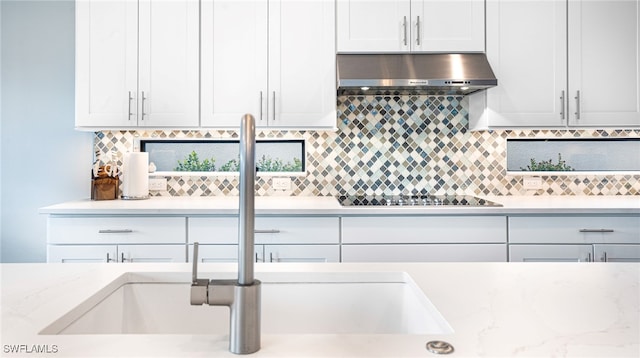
(94, 95, 640, 196)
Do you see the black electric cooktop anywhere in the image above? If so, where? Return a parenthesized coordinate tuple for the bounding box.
(337, 195, 502, 207)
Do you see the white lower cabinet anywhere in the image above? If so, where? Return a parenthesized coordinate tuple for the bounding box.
(188, 216, 340, 263)
(509, 244, 594, 263)
(48, 244, 186, 263)
(189, 244, 265, 263)
(46, 216, 187, 263)
(508, 215, 640, 262)
(264, 245, 339, 263)
(593, 244, 640, 263)
(341, 216, 508, 262)
(342, 244, 506, 263)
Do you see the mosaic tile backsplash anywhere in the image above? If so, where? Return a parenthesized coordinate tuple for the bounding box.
(95, 95, 640, 197)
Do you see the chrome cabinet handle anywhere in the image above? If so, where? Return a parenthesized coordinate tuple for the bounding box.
(560, 90, 565, 121)
(259, 91, 263, 122)
(579, 229, 614, 233)
(141, 91, 147, 120)
(121, 252, 127, 263)
(402, 16, 408, 46)
(98, 229, 133, 234)
(601, 251, 608, 262)
(106, 253, 113, 263)
(416, 16, 421, 46)
(254, 229, 281, 234)
(272, 91, 276, 122)
(128, 91, 134, 120)
(574, 90, 580, 120)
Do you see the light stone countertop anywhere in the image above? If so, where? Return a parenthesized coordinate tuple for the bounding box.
(39, 195, 640, 215)
(1, 262, 638, 357)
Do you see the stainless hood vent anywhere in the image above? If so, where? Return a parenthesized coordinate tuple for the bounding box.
(337, 53, 497, 96)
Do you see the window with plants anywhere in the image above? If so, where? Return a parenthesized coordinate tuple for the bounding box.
(507, 138, 640, 173)
(141, 139, 305, 174)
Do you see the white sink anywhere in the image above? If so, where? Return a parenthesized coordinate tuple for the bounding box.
(41, 271, 452, 335)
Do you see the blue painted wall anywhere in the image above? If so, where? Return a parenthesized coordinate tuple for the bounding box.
(1, 0, 92, 262)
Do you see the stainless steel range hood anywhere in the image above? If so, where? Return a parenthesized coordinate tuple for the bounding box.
(337, 53, 497, 96)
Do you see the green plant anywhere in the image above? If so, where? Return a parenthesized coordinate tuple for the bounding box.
(257, 155, 302, 172)
(521, 153, 574, 171)
(219, 158, 239, 172)
(174, 151, 216, 171)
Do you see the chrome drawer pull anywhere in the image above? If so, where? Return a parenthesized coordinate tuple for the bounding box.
(98, 229, 134, 234)
(579, 229, 614, 233)
(254, 229, 280, 234)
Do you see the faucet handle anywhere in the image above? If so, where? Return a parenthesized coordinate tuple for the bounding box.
(191, 242, 209, 305)
(192, 242, 201, 284)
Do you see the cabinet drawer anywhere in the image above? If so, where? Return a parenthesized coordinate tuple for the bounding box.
(342, 244, 506, 262)
(509, 216, 640, 244)
(341, 216, 507, 244)
(189, 217, 340, 244)
(48, 217, 186, 244)
(509, 244, 593, 263)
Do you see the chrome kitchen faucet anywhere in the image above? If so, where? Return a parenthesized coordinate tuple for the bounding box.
(191, 114, 261, 354)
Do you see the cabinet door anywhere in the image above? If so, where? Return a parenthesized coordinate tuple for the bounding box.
(593, 244, 640, 263)
(342, 244, 507, 262)
(120, 244, 186, 263)
(337, 0, 411, 52)
(75, 0, 138, 128)
(477, 0, 567, 128)
(201, 0, 268, 127)
(189, 244, 265, 263)
(264, 245, 340, 263)
(48, 245, 117, 263)
(137, 0, 199, 127)
(509, 244, 593, 262)
(269, 0, 336, 128)
(567, 0, 640, 127)
(412, 0, 484, 52)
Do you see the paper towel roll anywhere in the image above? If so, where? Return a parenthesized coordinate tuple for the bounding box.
(122, 152, 149, 200)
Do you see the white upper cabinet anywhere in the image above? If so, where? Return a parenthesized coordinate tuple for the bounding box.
(76, 1, 138, 128)
(567, 0, 640, 127)
(76, 0, 199, 129)
(470, 0, 640, 129)
(201, 0, 336, 129)
(200, 0, 268, 127)
(137, 0, 200, 127)
(336, 0, 485, 53)
(474, 0, 567, 128)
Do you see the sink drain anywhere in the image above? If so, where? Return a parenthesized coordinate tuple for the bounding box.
(426, 341, 454, 355)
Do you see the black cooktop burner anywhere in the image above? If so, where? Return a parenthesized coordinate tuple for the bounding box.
(337, 195, 502, 207)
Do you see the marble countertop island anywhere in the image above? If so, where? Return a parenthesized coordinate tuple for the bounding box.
(2, 262, 639, 357)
